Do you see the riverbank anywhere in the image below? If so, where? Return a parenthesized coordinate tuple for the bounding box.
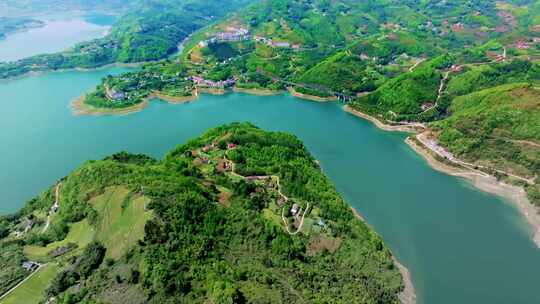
(0, 61, 143, 83)
(394, 258, 417, 304)
(351, 207, 416, 304)
(343, 105, 425, 133)
(287, 87, 338, 102)
(71, 89, 199, 116)
(73, 86, 283, 117)
(406, 136, 540, 248)
(150, 90, 198, 104)
(233, 86, 283, 96)
(71, 96, 149, 116)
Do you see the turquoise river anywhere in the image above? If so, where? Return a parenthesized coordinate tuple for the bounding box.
(0, 68, 539, 304)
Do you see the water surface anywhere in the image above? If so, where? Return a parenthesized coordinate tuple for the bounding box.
(0, 15, 113, 62)
(0, 69, 539, 304)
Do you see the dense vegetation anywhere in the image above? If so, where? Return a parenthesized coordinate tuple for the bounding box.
(432, 83, 540, 204)
(0, 123, 403, 303)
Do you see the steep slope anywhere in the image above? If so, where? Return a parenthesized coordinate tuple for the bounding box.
(431, 83, 540, 203)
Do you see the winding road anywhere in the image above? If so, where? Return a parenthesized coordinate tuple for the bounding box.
(416, 133, 536, 185)
(223, 151, 309, 234)
(42, 183, 61, 233)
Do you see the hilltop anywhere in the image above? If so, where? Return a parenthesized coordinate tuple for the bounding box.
(0, 123, 404, 304)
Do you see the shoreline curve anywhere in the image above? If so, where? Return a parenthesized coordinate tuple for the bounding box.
(351, 207, 417, 304)
(344, 104, 540, 248)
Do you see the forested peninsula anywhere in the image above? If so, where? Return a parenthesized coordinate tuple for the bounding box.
(0, 123, 405, 304)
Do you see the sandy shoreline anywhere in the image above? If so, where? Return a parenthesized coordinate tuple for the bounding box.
(71, 96, 149, 116)
(393, 257, 417, 304)
(351, 207, 416, 304)
(233, 87, 283, 96)
(406, 137, 540, 248)
(150, 90, 198, 104)
(71, 90, 199, 116)
(344, 105, 425, 133)
(287, 87, 338, 102)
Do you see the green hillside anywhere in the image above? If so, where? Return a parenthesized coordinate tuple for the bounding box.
(0, 123, 403, 304)
(432, 83, 540, 204)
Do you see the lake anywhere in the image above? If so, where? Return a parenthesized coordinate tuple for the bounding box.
(0, 68, 539, 304)
(0, 14, 114, 62)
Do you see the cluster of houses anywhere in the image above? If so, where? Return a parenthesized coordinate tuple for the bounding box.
(253, 35, 301, 49)
(104, 72, 187, 102)
(515, 40, 531, 50)
(198, 27, 251, 47)
(105, 86, 126, 101)
(196, 26, 301, 50)
(189, 75, 237, 88)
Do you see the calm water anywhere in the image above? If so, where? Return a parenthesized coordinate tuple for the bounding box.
(0, 68, 539, 304)
(0, 14, 113, 62)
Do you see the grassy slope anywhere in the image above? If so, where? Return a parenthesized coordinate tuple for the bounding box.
(0, 264, 59, 304)
(91, 187, 152, 260)
(23, 219, 95, 261)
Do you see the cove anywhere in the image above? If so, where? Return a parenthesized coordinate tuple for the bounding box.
(1, 69, 540, 304)
(0, 14, 113, 62)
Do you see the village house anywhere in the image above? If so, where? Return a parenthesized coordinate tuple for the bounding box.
(515, 40, 531, 49)
(290, 203, 299, 216)
(23, 219, 34, 233)
(202, 143, 215, 152)
(449, 64, 463, 73)
(215, 27, 250, 42)
(51, 200, 59, 213)
(245, 176, 271, 181)
(359, 53, 370, 60)
(22, 261, 39, 272)
(105, 86, 126, 101)
(451, 23, 464, 32)
(421, 102, 434, 111)
(189, 76, 237, 88)
(227, 143, 237, 149)
(272, 41, 291, 48)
